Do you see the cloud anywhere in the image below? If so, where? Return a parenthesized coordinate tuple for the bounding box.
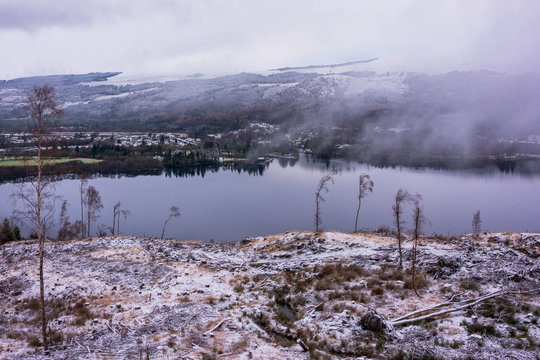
(0, 0, 115, 31)
(0, 0, 539, 78)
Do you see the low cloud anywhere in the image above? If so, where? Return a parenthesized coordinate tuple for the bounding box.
(0, 0, 539, 78)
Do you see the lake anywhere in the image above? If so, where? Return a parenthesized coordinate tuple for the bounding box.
(1, 154, 540, 242)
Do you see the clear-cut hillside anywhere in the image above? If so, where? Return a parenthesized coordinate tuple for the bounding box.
(0, 231, 539, 359)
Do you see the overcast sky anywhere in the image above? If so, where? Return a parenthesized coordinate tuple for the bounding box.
(1, 0, 539, 79)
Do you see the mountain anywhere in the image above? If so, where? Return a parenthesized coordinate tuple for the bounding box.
(2, 65, 540, 163)
(0, 65, 407, 131)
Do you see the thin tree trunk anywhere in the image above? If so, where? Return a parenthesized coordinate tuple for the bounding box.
(87, 206, 91, 238)
(354, 198, 361, 233)
(412, 206, 422, 298)
(397, 213, 402, 268)
(315, 200, 320, 232)
(412, 239, 420, 297)
(161, 219, 169, 239)
(80, 182, 84, 239)
(117, 214, 120, 236)
(112, 208, 116, 236)
(37, 123, 47, 350)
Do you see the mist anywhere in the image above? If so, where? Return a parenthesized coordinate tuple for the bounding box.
(1, 1, 540, 79)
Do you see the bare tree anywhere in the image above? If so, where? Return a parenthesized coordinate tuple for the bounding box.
(79, 173, 88, 238)
(411, 196, 428, 298)
(472, 210, 481, 235)
(161, 205, 180, 239)
(85, 186, 103, 238)
(314, 169, 340, 232)
(111, 202, 121, 236)
(97, 225, 108, 237)
(14, 85, 63, 350)
(57, 200, 80, 241)
(117, 207, 131, 236)
(11, 183, 58, 241)
(58, 200, 69, 240)
(354, 174, 374, 233)
(392, 189, 420, 268)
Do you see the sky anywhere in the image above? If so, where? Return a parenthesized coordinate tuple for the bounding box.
(1, 0, 539, 79)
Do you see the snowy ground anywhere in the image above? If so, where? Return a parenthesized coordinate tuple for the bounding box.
(0, 231, 539, 359)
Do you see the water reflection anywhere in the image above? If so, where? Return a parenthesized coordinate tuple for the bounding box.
(1, 154, 539, 242)
(163, 161, 270, 178)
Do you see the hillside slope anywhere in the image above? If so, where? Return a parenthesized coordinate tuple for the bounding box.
(0, 231, 539, 359)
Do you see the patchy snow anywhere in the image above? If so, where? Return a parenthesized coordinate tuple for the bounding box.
(93, 87, 158, 101)
(60, 101, 90, 108)
(261, 82, 299, 99)
(0, 231, 538, 359)
(82, 73, 221, 87)
(345, 72, 409, 97)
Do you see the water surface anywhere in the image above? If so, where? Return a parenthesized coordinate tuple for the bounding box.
(1, 155, 539, 241)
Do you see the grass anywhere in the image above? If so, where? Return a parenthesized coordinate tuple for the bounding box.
(459, 280, 480, 291)
(0, 156, 101, 166)
(462, 320, 501, 337)
(403, 272, 430, 290)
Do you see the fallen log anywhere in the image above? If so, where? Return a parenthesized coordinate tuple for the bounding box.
(391, 292, 463, 322)
(390, 288, 539, 327)
(391, 289, 504, 326)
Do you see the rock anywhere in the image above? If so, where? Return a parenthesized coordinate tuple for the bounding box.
(359, 311, 394, 334)
(426, 256, 462, 279)
(241, 237, 254, 245)
(441, 284, 453, 292)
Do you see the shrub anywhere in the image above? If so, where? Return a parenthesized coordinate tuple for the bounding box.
(463, 320, 500, 337)
(460, 280, 480, 291)
(71, 299, 91, 326)
(404, 274, 430, 290)
(371, 286, 384, 296)
(27, 335, 41, 347)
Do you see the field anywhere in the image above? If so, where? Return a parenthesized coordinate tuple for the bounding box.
(0, 157, 101, 167)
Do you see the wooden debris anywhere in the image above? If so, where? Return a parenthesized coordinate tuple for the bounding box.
(203, 318, 229, 336)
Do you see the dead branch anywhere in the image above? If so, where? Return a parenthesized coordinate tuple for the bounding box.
(297, 338, 309, 352)
(105, 323, 116, 334)
(186, 313, 198, 324)
(391, 292, 463, 322)
(390, 289, 528, 326)
(203, 317, 229, 336)
(307, 302, 324, 316)
(253, 274, 272, 290)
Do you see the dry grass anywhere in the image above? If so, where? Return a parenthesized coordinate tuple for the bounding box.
(403, 272, 430, 290)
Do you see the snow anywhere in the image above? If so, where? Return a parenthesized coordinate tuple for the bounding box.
(0, 231, 539, 359)
(60, 101, 90, 108)
(82, 73, 221, 87)
(261, 82, 299, 99)
(93, 87, 158, 101)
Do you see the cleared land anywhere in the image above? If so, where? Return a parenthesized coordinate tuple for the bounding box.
(0, 231, 538, 359)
